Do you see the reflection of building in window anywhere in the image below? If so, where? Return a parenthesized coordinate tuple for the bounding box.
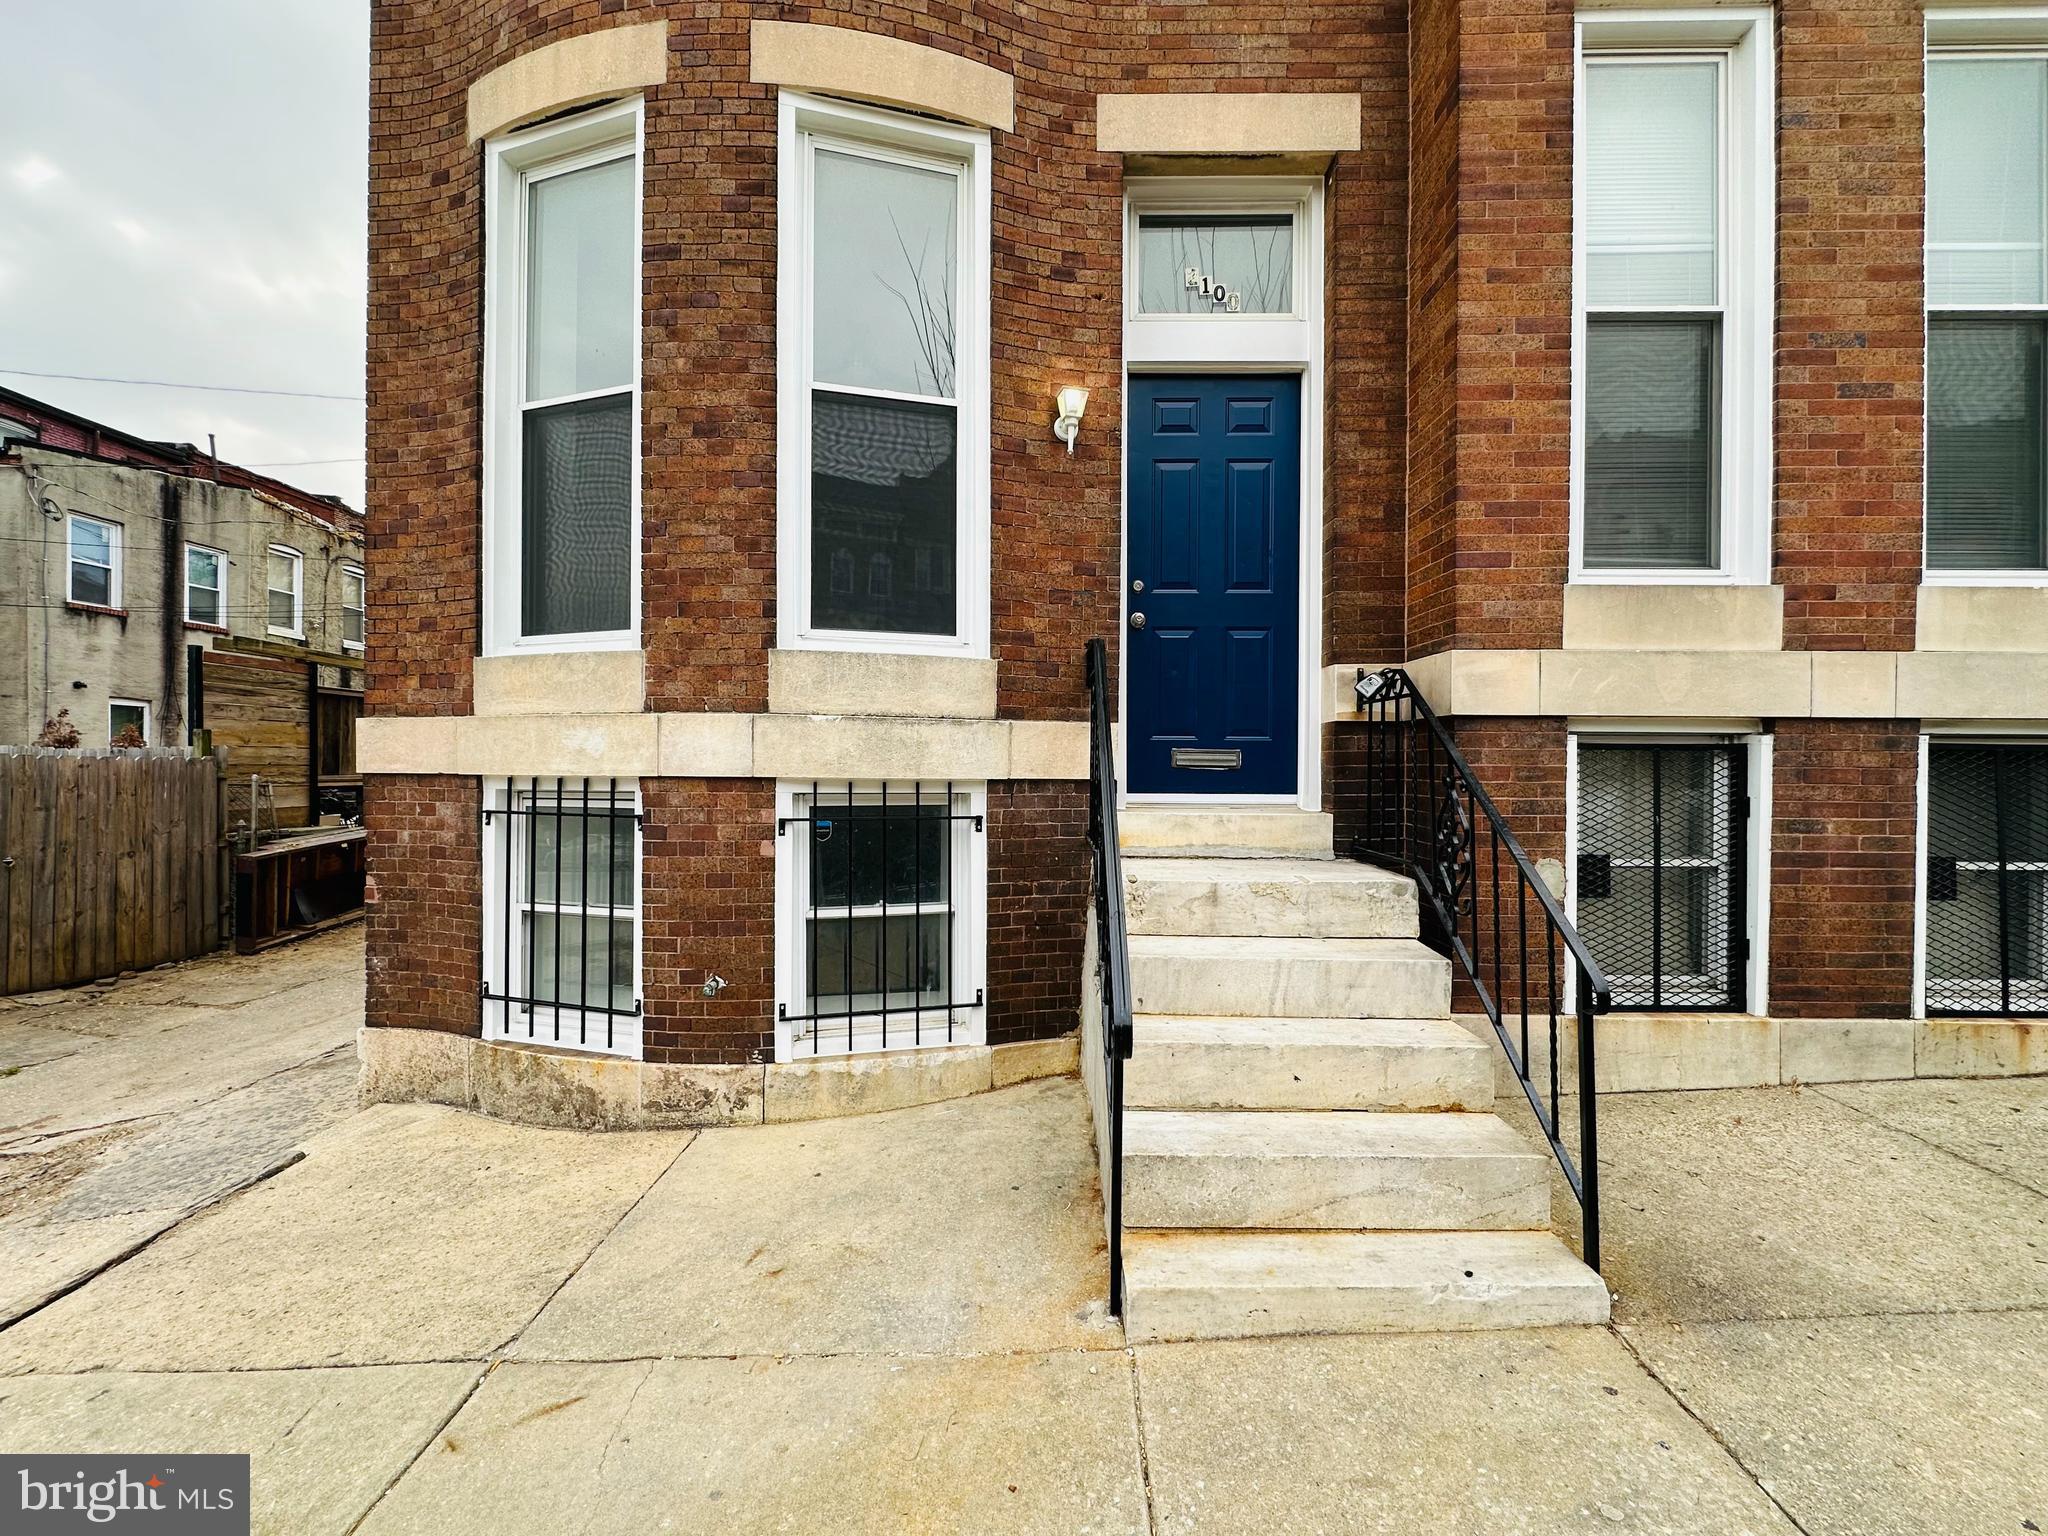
(830, 549, 854, 595)
(914, 546, 932, 591)
(868, 553, 893, 598)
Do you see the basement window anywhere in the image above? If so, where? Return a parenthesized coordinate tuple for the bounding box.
(1924, 742, 2048, 1015)
(773, 781, 987, 1061)
(108, 698, 150, 747)
(482, 778, 643, 1059)
(1573, 741, 1750, 1010)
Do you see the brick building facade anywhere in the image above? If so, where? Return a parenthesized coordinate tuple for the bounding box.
(362, 0, 2048, 1120)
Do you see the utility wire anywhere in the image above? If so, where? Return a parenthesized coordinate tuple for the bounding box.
(0, 367, 363, 403)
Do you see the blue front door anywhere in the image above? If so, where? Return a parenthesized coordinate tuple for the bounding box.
(1126, 375, 1301, 795)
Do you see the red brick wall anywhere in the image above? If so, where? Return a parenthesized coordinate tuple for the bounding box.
(639, 777, 777, 1063)
(986, 781, 1088, 1045)
(1768, 720, 1919, 1018)
(364, 774, 481, 1033)
(1775, 0, 1925, 651)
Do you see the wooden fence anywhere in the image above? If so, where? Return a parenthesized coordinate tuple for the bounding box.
(0, 747, 228, 995)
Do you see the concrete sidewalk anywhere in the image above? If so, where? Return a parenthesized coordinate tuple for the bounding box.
(0, 1045, 2043, 1532)
(0, 926, 363, 1324)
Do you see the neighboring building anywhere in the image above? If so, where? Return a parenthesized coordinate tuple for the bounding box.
(0, 387, 366, 825)
(360, 7, 2048, 1327)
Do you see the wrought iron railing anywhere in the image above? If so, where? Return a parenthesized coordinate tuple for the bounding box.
(1084, 638, 1135, 1314)
(775, 781, 985, 1056)
(1350, 667, 1614, 1269)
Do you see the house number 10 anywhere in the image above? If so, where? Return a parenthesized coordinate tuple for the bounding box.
(1183, 266, 1245, 313)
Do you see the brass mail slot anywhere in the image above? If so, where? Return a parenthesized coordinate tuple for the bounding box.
(1172, 748, 1242, 771)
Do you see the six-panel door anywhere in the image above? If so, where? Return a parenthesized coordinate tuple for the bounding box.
(1125, 374, 1302, 795)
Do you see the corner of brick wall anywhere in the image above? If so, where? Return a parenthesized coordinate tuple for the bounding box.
(986, 779, 1089, 1046)
(365, 774, 482, 1034)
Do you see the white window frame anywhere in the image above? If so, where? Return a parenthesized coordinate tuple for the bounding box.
(108, 698, 151, 746)
(481, 97, 644, 656)
(481, 778, 644, 1060)
(775, 91, 992, 658)
(1570, 6, 1775, 586)
(184, 542, 226, 627)
(1124, 179, 1314, 368)
(1564, 724, 1772, 1015)
(1923, 12, 2048, 585)
(265, 545, 303, 638)
(772, 780, 987, 1062)
(66, 513, 120, 607)
(340, 563, 366, 652)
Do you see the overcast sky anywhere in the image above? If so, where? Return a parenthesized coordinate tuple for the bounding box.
(1, 3, 369, 509)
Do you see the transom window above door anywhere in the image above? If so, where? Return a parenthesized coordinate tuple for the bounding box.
(1123, 181, 1315, 367)
(1135, 213, 1295, 315)
(776, 93, 991, 656)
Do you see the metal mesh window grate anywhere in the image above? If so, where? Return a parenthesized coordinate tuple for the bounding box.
(1575, 744, 1747, 1010)
(483, 777, 641, 1054)
(1926, 744, 2048, 1016)
(778, 782, 984, 1056)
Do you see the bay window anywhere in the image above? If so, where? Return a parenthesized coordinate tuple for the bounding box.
(1926, 50, 2048, 574)
(777, 93, 990, 654)
(1573, 10, 1773, 582)
(483, 99, 641, 652)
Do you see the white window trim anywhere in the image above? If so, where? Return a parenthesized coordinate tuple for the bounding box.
(1564, 723, 1772, 1015)
(266, 544, 304, 639)
(775, 90, 992, 658)
(481, 778, 644, 1060)
(1570, 6, 1776, 587)
(1123, 178, 1314, 368)
(108, 698, 151, 745)
(772, 780, 987, 1062)
(482, 97, 644, 657)
(184, 542, 227, 626)
(341, 563, 366, 652)
(67, 513, 120, 607)
(1923, 14, 2048, 584)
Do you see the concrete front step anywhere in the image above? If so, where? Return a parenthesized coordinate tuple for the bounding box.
(1121, 1229, 1611, 1343)
(1120, 808, 1334, 860)
(1129, 934, 1451, 1020)
(1125, 857, 1417, 940)
(1126, 1015, 1493, 1112)
(1122, 1109, 1551, 1231)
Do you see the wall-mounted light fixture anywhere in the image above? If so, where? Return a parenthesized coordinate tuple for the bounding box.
(1053, 385, 1089, 455)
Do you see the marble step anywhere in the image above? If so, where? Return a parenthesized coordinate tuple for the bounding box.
(1122, 1109, 1550, 1231)
(1121, 1229, 1610, 1343)
(1126, 1015, 1493, 1112)
(1125, 857, 1417, 940)
(1128, 935, 1451, 1020)
(1119, 808, 1334, 860)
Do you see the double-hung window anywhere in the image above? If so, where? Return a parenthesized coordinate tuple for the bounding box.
(1926, 46, 2048, 574)
(483, 99, 641, 652)
(1574, 10, 1773, 581)
(185, 544, 226, 627)
(777, 93, 991, 654)
(67, 514, 119, 607)
(341, 565, 365, 651)
(266, 546, 303, 637)
(774, 781, 987, 1060)
(482, 778, 643, 1058)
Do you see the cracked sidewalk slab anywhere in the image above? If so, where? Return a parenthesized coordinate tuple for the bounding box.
(0, 1363, 481, 1536)
(357, 1353, 1149, 1535)
(0, 1104, 690, 1373)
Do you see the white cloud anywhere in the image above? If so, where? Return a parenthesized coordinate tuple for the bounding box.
(13, 155, 62, 191)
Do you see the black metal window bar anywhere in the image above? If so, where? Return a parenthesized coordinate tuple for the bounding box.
(481, 777, 642, 1053)
(1351, 667, 1612, 1269)
(1927, 743, 2048, 1016)
(777, 782, 984, 1056)
(1575, 743, 1747, 1011)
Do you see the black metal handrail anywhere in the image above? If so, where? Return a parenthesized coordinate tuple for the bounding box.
(1084, 638, 1135, 1314)
(1350, 667, 1614, 1269)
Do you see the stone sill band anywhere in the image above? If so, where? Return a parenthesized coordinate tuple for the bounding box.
(359, 1026, 1079, 1131)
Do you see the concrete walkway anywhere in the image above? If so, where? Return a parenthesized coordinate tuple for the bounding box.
(0, 952, 2043, 1532)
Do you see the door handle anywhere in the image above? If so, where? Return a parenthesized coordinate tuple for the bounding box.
(1129, 612, 1146, 630)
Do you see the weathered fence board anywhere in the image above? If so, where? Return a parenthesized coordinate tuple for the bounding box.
(0, 748, 227, 995)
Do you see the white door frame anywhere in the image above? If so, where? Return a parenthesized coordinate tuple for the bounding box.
(1118, 176, 1326, 812)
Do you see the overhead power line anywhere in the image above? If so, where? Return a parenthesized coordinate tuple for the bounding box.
(0, 367, 363, 403)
